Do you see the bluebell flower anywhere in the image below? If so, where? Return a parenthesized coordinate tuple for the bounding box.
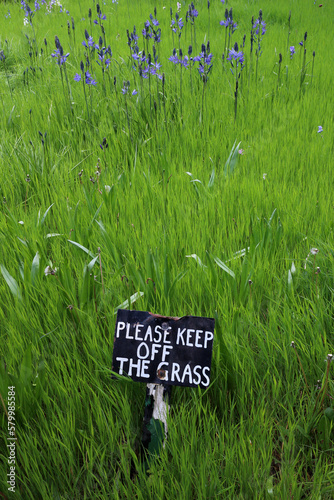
(138, 57, 163, 80)
(94, 13, 106, 24)
(121, 81, 130, 94)
(220, 8, 238, 33)
(227, 43, 245, 74)
(21, 0, 32, 18)
(149, 61, 163, 78)
(193, 45, 213, 81)
(290, 46, 295, 58)
(142, 20, 152, 39)
(169, 48, 179, 64)
(253, 18, 266, 36)
(154, 30, 161, 43)
(227, 47, 244, 65)
(220, 18, 238, 33)
(82, 36, 99, 50)
(52, 48, 69, 65)
(192, 53, 202, 62)
(188, 3, 199, 20)
(169, 48, 188, 68)
(131, 28, 139, 42)
(97, 46, 112, 68)
(171, 14, 184, 34)
(317, 125, 323, 133)
(132, 52, 145, 62)
(85, 71, 96, 85)
(74, 73, 81, 81)
(252, 10, 266, 60)
(142, 16, 161, 42)
(100, 137, 108, 150)
(127, 26, 139, 46)
(180, 55, 189, 68)
(150, 13, 159, 27)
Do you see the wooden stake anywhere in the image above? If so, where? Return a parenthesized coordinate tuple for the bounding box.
(141, 383, 171, 469)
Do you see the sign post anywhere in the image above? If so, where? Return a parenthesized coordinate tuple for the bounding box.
(112, 309, 215, 465)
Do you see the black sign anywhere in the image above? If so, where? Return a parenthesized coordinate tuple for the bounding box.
(112, 310, 215, 389)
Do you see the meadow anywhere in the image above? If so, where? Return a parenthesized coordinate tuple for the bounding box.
(0, 0, 333, 497)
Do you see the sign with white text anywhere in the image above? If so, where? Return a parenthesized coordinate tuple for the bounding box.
(112, 310, 215, 388)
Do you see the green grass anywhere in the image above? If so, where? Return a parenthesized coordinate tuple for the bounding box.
(0, 0, 334, 498)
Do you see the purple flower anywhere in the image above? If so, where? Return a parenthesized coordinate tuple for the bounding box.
(52, 48, 69, 65)
(132, 52, 144, 62)
(149, 61, 162, 77)
(193, 53, 202, 62)
(94, 14, 106, 24)
(142, 28, 153, 39)
(227, 48, 244, 64)
(96, 47, 112, 68)
(150, 13, 159, 26)
(193, 45, 214, 81)
(85, 71, 96, 85)
(317, 126, 323, 133)
(188, 6, 198, 19)
(227, 43, 245, 75)
(122, 84, 138, 96)
(171, 16, 184, 33)
(290, 46, 295, 58)
(253, 18, 266, 36)
(169, 53, 179, 64)
(220, 18, 238, 33)
(205, 53, 213, 65)
(74, 73, 81, 81)
(180, 55, 189, 68)
(100, 137, 108, 150)
(299, 41, 303, 46)
(82, 35, 98, 49)
(21, 0, 32, 17)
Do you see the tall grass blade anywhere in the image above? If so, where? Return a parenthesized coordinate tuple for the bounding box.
(0, 264, 22, 300)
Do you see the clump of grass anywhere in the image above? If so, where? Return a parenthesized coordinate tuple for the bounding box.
(0, 0, 333, 497)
